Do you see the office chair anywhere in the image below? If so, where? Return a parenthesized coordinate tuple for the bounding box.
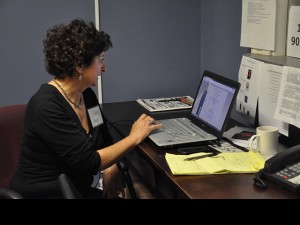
(58, 173, 82, 199)
(0, 104, 137, 199)
(0, 104, 26, 189)
(118, 158, 137, 199)
(0, 188, 23, 199)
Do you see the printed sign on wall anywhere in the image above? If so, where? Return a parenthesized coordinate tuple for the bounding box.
(286, 6, 300, 59)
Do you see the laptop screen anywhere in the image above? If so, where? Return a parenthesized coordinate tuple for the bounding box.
(191, 71, 240, 133)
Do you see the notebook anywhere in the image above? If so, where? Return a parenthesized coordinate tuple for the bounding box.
(148, 70, 241, 149)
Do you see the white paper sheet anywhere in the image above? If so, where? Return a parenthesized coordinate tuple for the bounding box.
(275, 66, 300, 129)
(259, 63, 289, 136)
(236, 55, 262, 125)
(240, 0, 276, 50)
(286, 6, 300, 58)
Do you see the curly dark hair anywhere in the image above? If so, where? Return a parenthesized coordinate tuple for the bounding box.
(43, 19, 112, 78)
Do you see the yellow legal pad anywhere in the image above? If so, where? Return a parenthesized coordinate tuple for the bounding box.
(165, 152, 265, 175)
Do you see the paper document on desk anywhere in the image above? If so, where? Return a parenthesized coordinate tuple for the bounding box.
(165, 152, 265, 175)
(136, 96, 194, 112)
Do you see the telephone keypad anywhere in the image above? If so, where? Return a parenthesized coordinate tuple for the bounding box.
(276, 161, 300, 185)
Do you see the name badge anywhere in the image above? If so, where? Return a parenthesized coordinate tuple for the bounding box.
(88, 106, 103, 128)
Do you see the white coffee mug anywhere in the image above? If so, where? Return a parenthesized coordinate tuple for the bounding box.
(249, 126, 279, 156)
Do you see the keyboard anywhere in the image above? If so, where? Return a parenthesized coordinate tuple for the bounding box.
(157, 118, 207, 142)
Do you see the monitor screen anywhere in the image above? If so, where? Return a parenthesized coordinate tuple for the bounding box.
(191, 75, 237, 131)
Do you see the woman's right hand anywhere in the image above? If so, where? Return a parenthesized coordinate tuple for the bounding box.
(129, 114, 162, 145)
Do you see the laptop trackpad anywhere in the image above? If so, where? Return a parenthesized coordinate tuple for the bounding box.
(150, 132, 176, 144)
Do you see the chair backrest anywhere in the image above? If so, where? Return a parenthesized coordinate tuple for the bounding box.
(0, 104, 27, 188)
(0, 187, 23, 199)
(58, 173, 82, 199)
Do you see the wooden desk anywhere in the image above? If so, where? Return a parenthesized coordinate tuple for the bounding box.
(101, 101, 299, 199)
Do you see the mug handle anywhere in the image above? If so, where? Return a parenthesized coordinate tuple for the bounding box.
(249, 135, 259, 152)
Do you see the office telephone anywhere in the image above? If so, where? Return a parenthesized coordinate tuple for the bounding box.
(254, 145, 300, 194)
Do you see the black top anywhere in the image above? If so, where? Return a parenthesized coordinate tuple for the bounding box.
(10, 84, 113, 198)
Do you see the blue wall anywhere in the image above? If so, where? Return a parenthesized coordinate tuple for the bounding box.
(1, 0, 249, 124)
(100, 0, 202, 102)
(200, 0, 250, 124)
(100, 0, 249, 123)
(0, 0, 95, 106)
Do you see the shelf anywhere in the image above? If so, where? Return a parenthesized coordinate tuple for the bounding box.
(245, 53, 300, 69)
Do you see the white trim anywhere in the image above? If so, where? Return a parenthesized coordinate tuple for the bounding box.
(97, 77, 103, 104)
(95, 0, 103, 104)
(94, 0, 100, 30)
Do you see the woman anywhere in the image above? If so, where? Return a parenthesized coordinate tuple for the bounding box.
(10, 19, 161, 199)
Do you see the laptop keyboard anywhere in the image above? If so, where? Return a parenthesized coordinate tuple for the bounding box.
(157, 118, 207, 142)
(175, 119, 206, 136)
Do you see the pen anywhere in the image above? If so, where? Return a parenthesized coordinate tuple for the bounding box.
(184, 152, 216, 161)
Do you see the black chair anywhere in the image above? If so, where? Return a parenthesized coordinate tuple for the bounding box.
(58, 174, 82, 199)
(0, 188, 23, 199)
(118, 158, 137, 199)
(0, 104, 26, 189)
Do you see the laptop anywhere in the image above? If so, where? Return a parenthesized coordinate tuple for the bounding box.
(148, 70, 241, 149)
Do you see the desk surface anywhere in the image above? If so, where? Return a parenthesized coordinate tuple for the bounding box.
(102, 101, 300, 199)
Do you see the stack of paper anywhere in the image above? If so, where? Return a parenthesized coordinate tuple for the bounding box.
(136, 96, 194, 112)
(165, 152, 265, 175)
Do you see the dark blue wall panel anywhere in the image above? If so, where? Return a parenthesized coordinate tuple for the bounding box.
(0, 0, 95, 106)
(100, 0, 202, 102)
(1, 0, 249, 124)
(200, 0, 250, 124)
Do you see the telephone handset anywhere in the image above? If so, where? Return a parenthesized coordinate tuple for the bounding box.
(254, 145, 300, 194)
